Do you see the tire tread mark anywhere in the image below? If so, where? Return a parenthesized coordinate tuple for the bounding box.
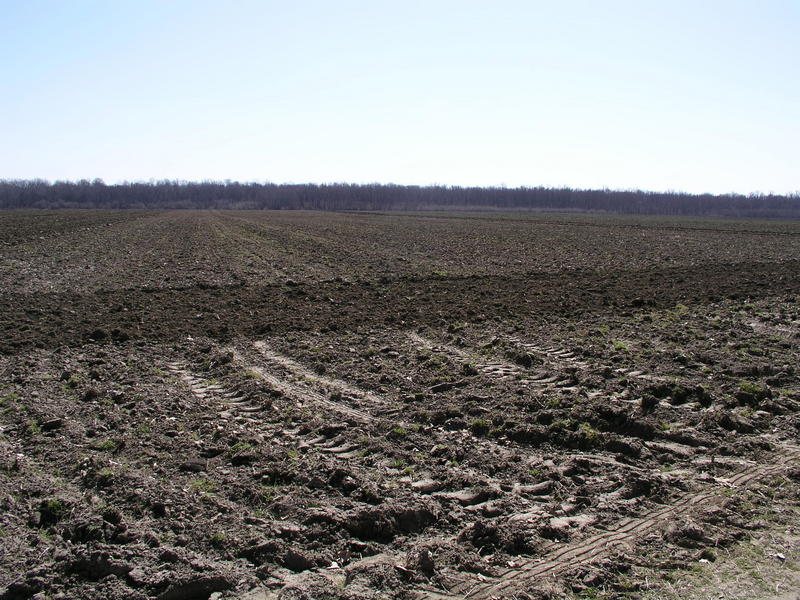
(409, 445, 800, 600)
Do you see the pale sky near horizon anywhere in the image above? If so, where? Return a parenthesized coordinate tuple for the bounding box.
(1, 1, 798, 194)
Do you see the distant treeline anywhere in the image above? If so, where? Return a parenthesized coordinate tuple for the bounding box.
(1, 179, 799, 218)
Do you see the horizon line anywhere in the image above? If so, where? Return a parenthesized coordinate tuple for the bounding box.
(3, 178, 798, 199)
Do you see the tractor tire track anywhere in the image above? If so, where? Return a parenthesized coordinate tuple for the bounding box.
(509, 336, 669, 386)
(165, 361, 267, 418)
(253, 341, 388, 408)
(233, 343, 380, 424)
(408, 333, 575, 390)
(410, 444, 800, 600)
(167, 358, 374, 463)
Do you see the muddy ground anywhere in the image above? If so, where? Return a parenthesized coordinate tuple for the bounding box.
(0, 210, 799, 600)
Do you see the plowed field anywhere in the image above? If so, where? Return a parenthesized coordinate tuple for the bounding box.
(1, 211, 799, 600)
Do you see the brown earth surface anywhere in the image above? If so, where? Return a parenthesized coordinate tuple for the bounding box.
(1, 210, 799, 600)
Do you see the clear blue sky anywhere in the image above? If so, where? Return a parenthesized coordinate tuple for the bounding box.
(1, 0, 797, 194)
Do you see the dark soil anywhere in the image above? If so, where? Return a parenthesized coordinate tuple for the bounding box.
(1, 211, 799, 600)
